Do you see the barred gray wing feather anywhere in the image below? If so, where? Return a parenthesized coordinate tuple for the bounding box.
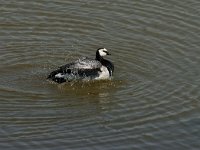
(71, 57, 102, 69)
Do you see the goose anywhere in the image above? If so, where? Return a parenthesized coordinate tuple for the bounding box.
(47, 48, 114, 83)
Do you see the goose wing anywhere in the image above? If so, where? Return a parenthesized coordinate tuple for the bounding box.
(60, 57, 102, 70)
(47, 57, 102, 83)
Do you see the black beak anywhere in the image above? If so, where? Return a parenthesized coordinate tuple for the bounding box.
(106, 51, 111, 55)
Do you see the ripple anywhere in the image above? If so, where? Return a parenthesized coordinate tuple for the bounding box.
(1, 0, 200, 149)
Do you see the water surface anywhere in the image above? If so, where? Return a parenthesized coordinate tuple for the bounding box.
(1, 0, 200, 149)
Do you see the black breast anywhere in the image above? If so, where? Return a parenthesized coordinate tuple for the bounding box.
(101, 59, 114, 76)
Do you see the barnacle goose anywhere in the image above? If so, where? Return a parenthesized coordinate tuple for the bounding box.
(47, 48, 114, 83)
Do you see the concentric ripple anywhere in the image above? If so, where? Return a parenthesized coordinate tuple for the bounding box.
(1, 0, 200, 149)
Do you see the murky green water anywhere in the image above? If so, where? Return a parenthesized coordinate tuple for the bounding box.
(1, 0, 200, 149)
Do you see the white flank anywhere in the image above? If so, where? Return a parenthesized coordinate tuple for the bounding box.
(95, 66, 110, 80)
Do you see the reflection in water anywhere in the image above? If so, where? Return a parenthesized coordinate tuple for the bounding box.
(56, 80, 122, 99)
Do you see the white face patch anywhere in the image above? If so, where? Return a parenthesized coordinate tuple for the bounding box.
(98, 48, 108, 56)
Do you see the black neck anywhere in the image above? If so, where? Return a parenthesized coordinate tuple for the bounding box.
(95, 52, 114, 76)
(96, 52, 103, 61)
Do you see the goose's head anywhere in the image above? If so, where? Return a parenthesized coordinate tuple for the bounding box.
(96, 48, 111, 57)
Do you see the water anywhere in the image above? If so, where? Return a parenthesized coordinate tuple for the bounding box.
(1, 0, 200, 149)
